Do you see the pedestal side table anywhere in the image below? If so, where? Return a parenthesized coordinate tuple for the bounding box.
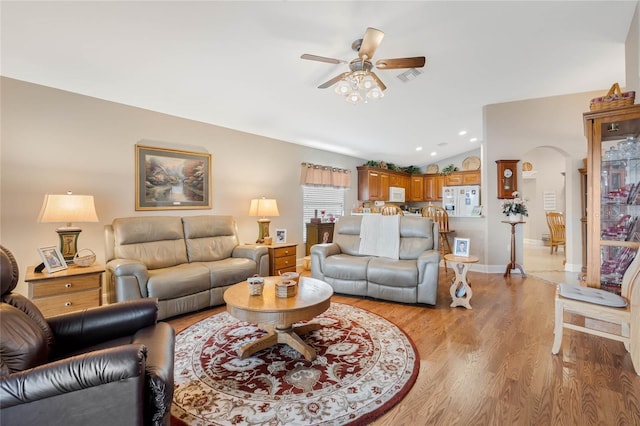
(444, 254, 479, 309)
(502, 220, 527, 278)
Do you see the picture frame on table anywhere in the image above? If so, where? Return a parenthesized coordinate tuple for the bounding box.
(275, 229, 287, 243)
(453, 238, 470, 257)
(37, 246, 68, 273)
(471, 206, 483, 216)
(135, 144, 212, 211)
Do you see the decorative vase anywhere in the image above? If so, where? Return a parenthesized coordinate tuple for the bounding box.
(508, 213, 522, 223)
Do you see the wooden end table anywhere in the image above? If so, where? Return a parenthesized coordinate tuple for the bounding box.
(25, 264, 104, 317)
(223, 276, 333, 361)
(444, 254, 479, 309)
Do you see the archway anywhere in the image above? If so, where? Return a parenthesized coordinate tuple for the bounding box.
(520, 146, 579, 283)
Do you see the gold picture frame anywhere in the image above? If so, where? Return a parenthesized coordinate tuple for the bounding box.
(135, 145, 212, 210)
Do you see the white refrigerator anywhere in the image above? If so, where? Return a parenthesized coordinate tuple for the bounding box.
(442, 185, 481, 217)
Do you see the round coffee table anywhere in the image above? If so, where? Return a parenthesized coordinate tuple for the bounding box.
(223, 276, 333, 361)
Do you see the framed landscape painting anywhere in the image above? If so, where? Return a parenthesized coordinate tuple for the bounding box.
(136, 145, 212, 210)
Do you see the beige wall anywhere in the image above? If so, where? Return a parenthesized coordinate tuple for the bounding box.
(0, 77, 364, 297)
(483, 90, 602, 273)
(0, 77, 629, 291)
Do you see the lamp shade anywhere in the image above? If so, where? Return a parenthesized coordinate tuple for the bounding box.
(38, 193, 99, 226)
(248, 198, 279, 218)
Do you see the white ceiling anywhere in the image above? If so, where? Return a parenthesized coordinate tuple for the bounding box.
(1, 1, 636, 166)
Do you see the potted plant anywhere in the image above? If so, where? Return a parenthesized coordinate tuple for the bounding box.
(440, 164, 459, 175)
(501, 191, 528, 222)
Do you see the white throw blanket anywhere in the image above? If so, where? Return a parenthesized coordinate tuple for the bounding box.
(359, 214, 400, 259)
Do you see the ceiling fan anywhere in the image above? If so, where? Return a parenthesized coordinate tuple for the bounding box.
(301, 27, 426, 103)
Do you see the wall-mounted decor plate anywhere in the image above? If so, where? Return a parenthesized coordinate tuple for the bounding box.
(426, 164, 439, 174)
(462, 156, 481, 170)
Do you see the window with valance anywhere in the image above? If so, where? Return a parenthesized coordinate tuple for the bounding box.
(300, 163, 351, 189)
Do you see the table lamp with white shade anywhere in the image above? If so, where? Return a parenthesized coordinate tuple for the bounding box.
(249, 197, 279, 243)
(38, 192, 99, 262)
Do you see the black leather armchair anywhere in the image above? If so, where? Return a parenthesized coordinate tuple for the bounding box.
(0, 245, 175, 426)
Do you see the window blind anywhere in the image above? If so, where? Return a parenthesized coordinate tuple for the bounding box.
(302, 186, 345, 242)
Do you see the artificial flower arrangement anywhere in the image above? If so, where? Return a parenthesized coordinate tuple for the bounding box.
(500, 191, 529, 216)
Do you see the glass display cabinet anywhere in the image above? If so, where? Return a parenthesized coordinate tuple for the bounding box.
(585, 104, 640, 293)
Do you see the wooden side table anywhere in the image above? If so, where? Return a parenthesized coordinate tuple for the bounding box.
(502, 220, 527, 277)
(25, 263, 104, 317)
(305, 222, 335, 255)
(262, 242, 297, 275)
(444, 254, 479, 309)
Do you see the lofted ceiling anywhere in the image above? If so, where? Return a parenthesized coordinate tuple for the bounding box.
(1, 1, 637, 166)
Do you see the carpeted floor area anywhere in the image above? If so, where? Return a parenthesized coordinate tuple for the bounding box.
(171, 302, 419, 426)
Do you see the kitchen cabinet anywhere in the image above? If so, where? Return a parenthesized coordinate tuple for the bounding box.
(445, 170, 481, 186)
(461, 170, 481, 185)
(357, 166, 480, 202)
(585, 104, 640, 292)
(409, 175, 424, 201)
(424, 174, 445, 201)
(390, 174, 410, 193)
(357, 167, 389, 201)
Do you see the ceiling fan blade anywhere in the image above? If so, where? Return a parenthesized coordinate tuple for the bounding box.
(301, 54, 346, 64)
(376, 56, 426, 70)
(358, 27, 384, 60)
(318, 72, 350, 89)
(371, 72, 387, 91)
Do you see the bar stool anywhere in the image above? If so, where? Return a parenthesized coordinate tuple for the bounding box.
(422, 205, 454, 271)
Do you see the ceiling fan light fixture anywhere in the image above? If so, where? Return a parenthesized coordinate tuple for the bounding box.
(359, 75, 375, 90)
(335, 80, 351, 95)
(346, 91, 362, 104)
(302, 27, 426, 106)
(367, 86, 384, 100)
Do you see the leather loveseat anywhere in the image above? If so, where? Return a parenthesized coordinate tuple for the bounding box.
(105, 215, 269, 320)
(311, 215, 440, 305)
(0, 244, 175, 426)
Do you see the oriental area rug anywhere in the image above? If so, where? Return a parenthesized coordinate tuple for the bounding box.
(171, 302, 419, 426)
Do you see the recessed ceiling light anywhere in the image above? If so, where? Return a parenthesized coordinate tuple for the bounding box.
(459, 130, 467, 136)
(416, 146, 423, 151)
(470, 137, 478, 142)
(430, 151, 437, 156)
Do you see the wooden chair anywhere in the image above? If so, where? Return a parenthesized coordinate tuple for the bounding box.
(546, 211, 566, 254)
(552, 250, 640, 375)
(381, 205, 404, 216)
(421, 205, 454, 271)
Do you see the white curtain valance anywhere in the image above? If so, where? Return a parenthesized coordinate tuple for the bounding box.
(300, 163, 351, 188)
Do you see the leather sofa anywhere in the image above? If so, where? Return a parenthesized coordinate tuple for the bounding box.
(105, 215, 269, 320)
(0, 244, 175, 426)
(311, 215, 440, 305)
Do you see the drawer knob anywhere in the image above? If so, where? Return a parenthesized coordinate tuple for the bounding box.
(65, 283, 72, 288)
(64, 302, 72, 307)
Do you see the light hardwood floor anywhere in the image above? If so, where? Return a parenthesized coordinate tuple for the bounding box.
(168, 267, 640, 425)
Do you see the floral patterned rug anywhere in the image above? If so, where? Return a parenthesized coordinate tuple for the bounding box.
(171, 302, 419, 426)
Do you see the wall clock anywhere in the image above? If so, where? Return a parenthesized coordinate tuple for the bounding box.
(496, 160, 519, 199)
